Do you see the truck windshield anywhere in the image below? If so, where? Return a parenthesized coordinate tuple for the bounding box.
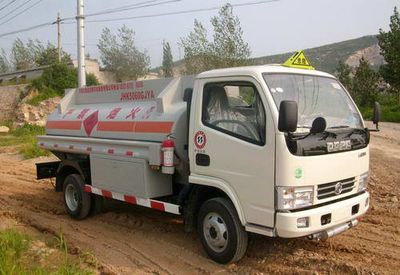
(263, 73, 363, 131)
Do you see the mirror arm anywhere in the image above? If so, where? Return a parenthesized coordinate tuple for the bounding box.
(368, 122, 380, 132)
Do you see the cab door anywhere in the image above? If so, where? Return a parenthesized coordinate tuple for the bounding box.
(189, 76, 276, 228)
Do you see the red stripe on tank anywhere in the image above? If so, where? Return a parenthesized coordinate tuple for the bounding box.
(46, 121, 81, 130)
(97, 121, 173, 133)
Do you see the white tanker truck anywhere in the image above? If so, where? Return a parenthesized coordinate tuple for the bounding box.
(36, 52, 380, 263)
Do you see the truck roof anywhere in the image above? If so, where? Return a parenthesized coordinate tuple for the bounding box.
(197, 64, 335, 80)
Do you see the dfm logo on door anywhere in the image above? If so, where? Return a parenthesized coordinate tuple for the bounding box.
(327, 140, 351, 153)
(194, 131, 207, 149)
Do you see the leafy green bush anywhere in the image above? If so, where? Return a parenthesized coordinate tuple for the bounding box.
(29, 64, 100, 105)
(31, 63, 77, 96)
(86, 73, 100, 86)
(26, 88, 59, 106)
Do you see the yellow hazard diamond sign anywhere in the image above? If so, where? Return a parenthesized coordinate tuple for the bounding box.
(283, 51, 315, 70)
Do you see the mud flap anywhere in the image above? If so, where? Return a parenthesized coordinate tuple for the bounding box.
(36, 161, 61, 180)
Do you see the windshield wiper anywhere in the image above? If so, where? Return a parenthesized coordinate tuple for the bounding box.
(286, 125, 311, 140)
(328, 125, 350, 129)
(321, 130, 337, 140)
(346, 128, 366, 138)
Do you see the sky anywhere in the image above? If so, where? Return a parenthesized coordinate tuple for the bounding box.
(0, 0, 398, 68)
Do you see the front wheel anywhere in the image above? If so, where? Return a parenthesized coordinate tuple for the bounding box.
(63, 174, 91, 220)
(198, 198, 248, 264)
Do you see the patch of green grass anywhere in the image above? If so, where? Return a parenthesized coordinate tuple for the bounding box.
(361, 106, 400, 123)
(0, 79, 31, 87)
(26, 88, 59, 106)
(0, 124, 50, 158)
(0, 229, 92, 275)
(359, 95, 400, 123)
(0, 229, 31, 275)
(19, 136, 50, 159)
(12, 123, 46, 137)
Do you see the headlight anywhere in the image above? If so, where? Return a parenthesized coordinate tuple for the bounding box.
(358, 172, 369, 192)
(277, 186, 314, 210)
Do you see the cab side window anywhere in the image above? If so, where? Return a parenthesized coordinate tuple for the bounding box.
(202, 82, 266, 145)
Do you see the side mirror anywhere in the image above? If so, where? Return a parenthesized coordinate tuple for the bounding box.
(278, 100, 298, 132)
(370, 101, 381, 132)
(373, 102, 381, 124)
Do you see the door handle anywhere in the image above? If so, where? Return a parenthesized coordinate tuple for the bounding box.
(196, 153, 210, 166)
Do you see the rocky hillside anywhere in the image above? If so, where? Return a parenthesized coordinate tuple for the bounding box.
(163, 35, 384, 75)
(251, 35, 383, 73)
(0, 85, 60, 128)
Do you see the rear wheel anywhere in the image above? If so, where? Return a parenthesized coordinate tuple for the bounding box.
(198, 197, 248, 264)
(63, 174, 91, 220)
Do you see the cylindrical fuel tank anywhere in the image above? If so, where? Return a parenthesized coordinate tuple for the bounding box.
(45, 77, 194, 161)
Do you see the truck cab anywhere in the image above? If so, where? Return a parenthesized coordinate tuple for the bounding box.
(188, 65, 370, 242)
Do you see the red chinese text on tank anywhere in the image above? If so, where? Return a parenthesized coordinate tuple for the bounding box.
(194, 131, 207, 149)
(83, 110, 99, 136)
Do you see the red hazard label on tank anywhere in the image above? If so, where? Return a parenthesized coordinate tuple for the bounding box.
(83, 110, 99, 136)
(194, 131, 207, 149)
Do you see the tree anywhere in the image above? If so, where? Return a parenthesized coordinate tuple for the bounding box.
(0, 49, 10, 73)
(162, 41, 173, 77)
(180, 20, 214, 74)
(9, 39, 70, 71)
(11, 38, 35, 70)
(378, 6, 400, 103)
(180, 4, 251, 74)
(97, 25, 150, 82)
(35, 42, 71, 66)
(335, 60, 353, 93)
(211, 4, 251, 68)
(352, 57, 379, 107)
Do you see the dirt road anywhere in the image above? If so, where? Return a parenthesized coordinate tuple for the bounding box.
(0, 122, 399, 274)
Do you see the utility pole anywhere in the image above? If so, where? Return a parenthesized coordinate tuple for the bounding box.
(77, 0, 86, 87)
(56, 12, 61, 63)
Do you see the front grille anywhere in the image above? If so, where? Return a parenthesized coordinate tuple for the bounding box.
(317, 177, 355, 200)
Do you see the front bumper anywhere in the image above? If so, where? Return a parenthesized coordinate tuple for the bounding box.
(276, 191, 369, 238)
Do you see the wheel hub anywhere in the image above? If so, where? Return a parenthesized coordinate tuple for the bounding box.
(65, 184, 79, 211)
(203, 212, 228, 252)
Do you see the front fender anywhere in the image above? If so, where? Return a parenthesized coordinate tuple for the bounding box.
(189, 173, 246, 225)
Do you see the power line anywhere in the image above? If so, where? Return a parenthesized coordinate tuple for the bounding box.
(0, 0, 44, 26)
(87, 0, 169, 17)
(61, 0, 181, 22)
(85, 0, 280, 23)
(0, 22, 51, 37)
(0, 0, 182, 37)
(0, 0, 279, 38)
(0, 0, 34, 24)
(0, 0, 18, 12)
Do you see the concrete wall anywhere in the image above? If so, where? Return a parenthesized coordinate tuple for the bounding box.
(72, 59, 117, 84)
(0, 85, 26, 122)
(0, 66, 49, 84)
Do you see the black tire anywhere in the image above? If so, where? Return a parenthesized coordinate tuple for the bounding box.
(63, 174, 91, 220)
(198, 197, 248, 264)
